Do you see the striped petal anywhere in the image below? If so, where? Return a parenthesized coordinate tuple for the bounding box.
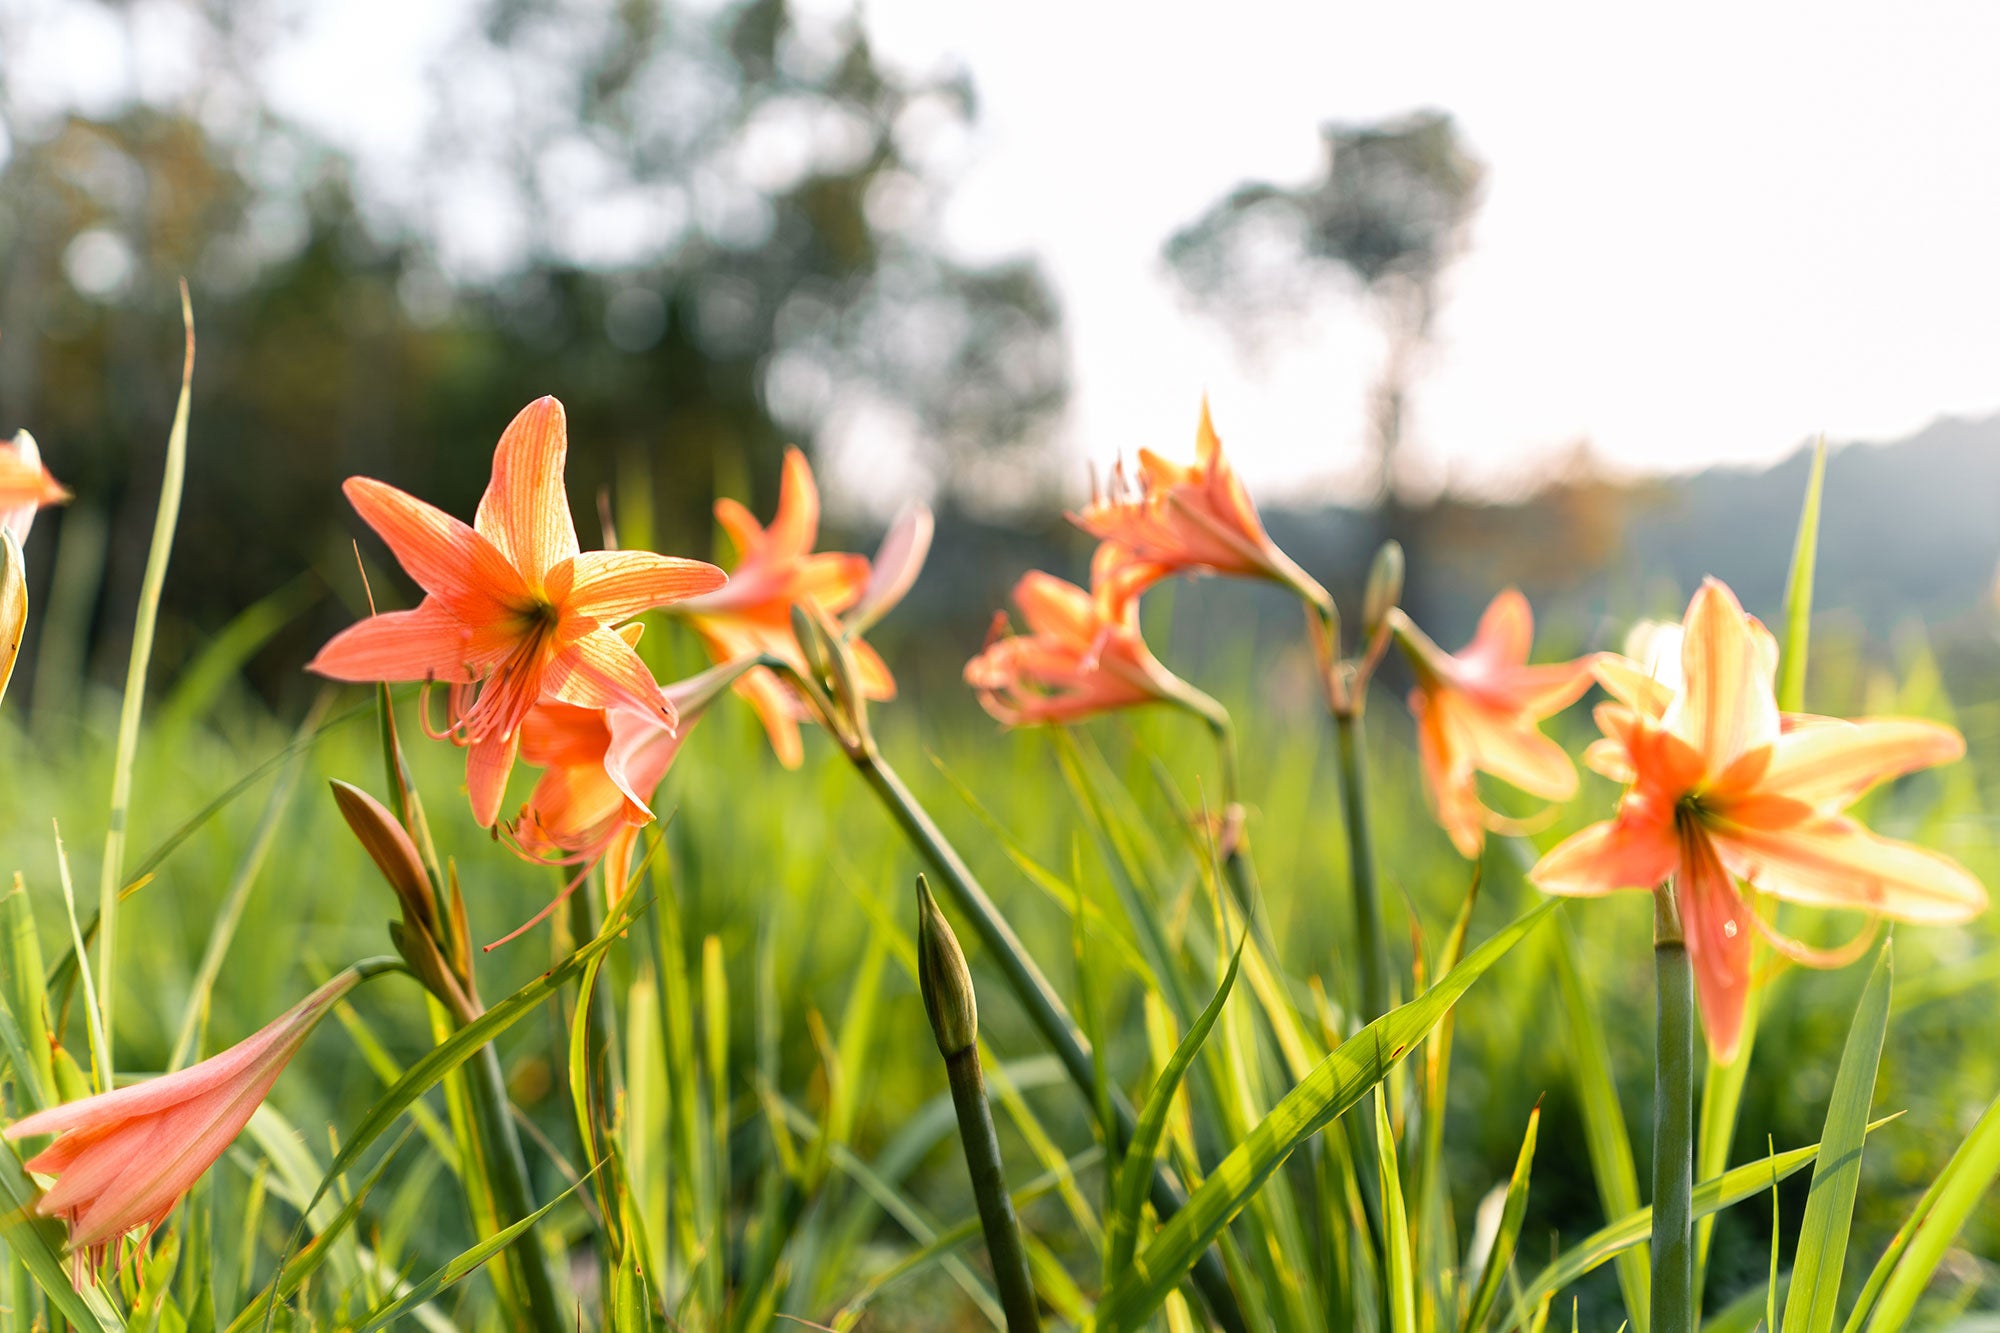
(562, 550, 727, 623)
(1712, 816, 1987, 925)
(475, 396, 579, 585)
(544, 626, 673, 725)
(306, 603, 484, 684)
(1675, 578, 1779, 771)
(465, 730, 520, 828)
(1530, 815, 1679, 897)
(345, 477, 524, 617)
(1678, 825, 1754, 1063)
(1758, 716, 1964, 811)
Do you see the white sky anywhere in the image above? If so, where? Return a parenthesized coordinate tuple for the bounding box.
(16, 0, 2000, 502)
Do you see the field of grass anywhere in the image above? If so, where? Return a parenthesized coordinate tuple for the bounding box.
(0, 372, 1995, 1330)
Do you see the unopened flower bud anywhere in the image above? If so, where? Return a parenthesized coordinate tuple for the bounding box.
(791, 603, 833, 684)
(916, 875, 978, 1057)
(1363, 541, 1404, 641)
(330, 779, 439, 937)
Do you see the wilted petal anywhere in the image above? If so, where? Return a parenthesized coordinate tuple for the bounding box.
(475, 396, 580, 584)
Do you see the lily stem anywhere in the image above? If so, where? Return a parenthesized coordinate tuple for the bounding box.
(1653, 884, 1696, 1333)
(851, 748, 1249, 1333)
(1333, 709, 1391, 1026)
(460, 1007, 568, 1332)
(946, 1043, 1041, 1332)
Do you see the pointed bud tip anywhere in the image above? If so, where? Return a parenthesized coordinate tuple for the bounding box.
(915, 875, 978, 1056)
(1362, 541, 1404, 639)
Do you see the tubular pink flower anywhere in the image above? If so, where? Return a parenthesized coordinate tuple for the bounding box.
(5, 973, 357, 1279)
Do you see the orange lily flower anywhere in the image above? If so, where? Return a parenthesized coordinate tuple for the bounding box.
(1389, 589, 1596, 858)
(965, 569, 1213, 726)
(509, 657, 748, 908)
(1531, 578, 1986, 1060)
(672, 448, 922, 767)
(0, 430, 70, 543)
(308, 397, 726, 824)
(5, 972, 357, 1280)
(1072, 400, 1329, 609)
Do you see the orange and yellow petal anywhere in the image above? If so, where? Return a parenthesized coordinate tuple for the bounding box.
(466, 730, 521, 828)
(563, 549, 728, 623)
(1758, 716, 1964, 811)
(307, 604, 483, 684)
(544, 626, 673, 724)
(1675, 579, 1779, 769)
(344, 478, 525, 619)
(1530, 815, 1680, 897)
(1676, 825, 1754, 1063)
(475, 396, 580, 584)
(1711, 816, 1987, 924)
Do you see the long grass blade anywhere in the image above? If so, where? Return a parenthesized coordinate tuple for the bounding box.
(1849, 1085, 2000, 1332)
(1780, 941, 1892, 1333)
(1462, 1104, 1540, 1333)
(1499, 1124, 1892, 1332)
(1104, 927, 1246, 1282)
(1550, 910, 1648, 1331)
(352, 1169, 596, 1333)
(96, 282, 195, 1074)
(1094, 899, 1557, 1333)
(260, 890, 643, 1328)
(1375, 1086, 1417, 1333)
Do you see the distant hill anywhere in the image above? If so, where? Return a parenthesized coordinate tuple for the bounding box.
(882, 412, 2000, 704)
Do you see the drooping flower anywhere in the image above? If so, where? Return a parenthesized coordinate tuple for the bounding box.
(308, 397, 727, 824)
(672, 448, 923, 767)
(1389, 589, 1596, 858)
(1072, 400, 1328, 609)
(1531, 578, 1986, 1060)
(0, 430, 70, 544)
(5, 972, 358, 1280)
(965, 568, 1209, 726)
(510, 656, 749, 904)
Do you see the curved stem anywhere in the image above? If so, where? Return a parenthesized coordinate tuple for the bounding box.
(1333, 710, 1390, 1025)
(1653, 885, 1695, 1333)
(852, 749, 1249, 1333)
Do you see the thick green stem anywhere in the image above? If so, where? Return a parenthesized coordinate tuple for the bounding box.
(854, 751, 1248, 1333)
(1333, 711, 1390, 1025)
(947, 1046, 1041, 1332)
(462, 1024, 568, 1332)
(1652, 888, 1695, 1333)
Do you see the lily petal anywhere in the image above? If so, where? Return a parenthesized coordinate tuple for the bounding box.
(475, 396, 580, 584)
(765, 447, 821, 560)
(1676, 578, 1779, 770)
(1712, 816, 1987, 924)
(306, 604, 483, 684)
(545, 626, 675, 725)
(466, 730, 521, 828)
(1759, 716, 1965, 810)
(564, 550, 728, 623)
(1677, 825, 1754, 1063)
(344, 479, 524, 617)
(1530, 815, 1680, 897)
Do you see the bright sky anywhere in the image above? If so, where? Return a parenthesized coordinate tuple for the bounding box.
(17, 0, 2000, 502)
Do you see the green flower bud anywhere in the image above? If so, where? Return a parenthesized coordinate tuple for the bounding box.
(916, 875, 978, 1056)
(1363, 540, 1405, 641)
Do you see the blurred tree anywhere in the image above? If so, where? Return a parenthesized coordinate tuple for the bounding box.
(0, 0, 1066, 706)
(1164, 110, 1484, 505)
